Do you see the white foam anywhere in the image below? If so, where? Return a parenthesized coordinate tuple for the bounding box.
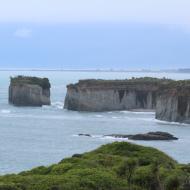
(101, 136, 128, 141)
(119, 110, 155, 115)
(91, 135, 102, 138)
(42, 105, 50, 109)
(95, 115, 103, 118)
(1, 110, 11, 114)
(155, 119, 189, 126)
(43, 101, 64, 109)
(51, 101, 64, 109)
(119, 111, 131, 114)
(72, 134, 79, 137)
(112, 116, 119, 119)
(132, 111, 155, 115)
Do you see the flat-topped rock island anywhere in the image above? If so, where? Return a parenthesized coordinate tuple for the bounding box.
(64, 77, 171, 112)
(65, 77, 190, 124)
(9, 76, 51, 106)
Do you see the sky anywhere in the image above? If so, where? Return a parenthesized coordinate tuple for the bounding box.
(0, 0, 190, 69)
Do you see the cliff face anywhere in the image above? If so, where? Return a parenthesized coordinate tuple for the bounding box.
(9, 76, 51, 106)
(64, 78, 168, 112)
(156, 85, 190, 123)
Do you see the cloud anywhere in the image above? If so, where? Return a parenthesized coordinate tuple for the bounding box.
(14, 28, 32, 38)
(1, 0, 190, 30)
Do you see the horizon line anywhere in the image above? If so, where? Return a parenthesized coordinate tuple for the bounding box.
(0, 68, 189, 73)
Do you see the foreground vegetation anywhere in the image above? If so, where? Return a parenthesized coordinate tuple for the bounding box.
(0, 142, 190, 190)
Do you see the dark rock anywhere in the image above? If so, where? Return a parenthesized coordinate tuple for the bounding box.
(128, 132, 178, 141)
(106, 131, 178, 141)
(78, 134, 91, 137)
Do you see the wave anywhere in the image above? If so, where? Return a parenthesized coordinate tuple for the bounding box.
(119, 110, 155, 115)
(101, 136, 128, 141)
(51, 101, 64, 109)
(95, 115, 104, 118)
(155, 119, 190, 126)
(73, 134, 129, 141)
(42, 101, 64, 110)
(1, 109, 11, 114)
(111, 116, 119, 119)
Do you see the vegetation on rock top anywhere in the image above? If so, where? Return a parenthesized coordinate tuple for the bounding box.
(10, 76, 51, 89)
(0, 142, 189, 190)
(68, 77, 173, 88)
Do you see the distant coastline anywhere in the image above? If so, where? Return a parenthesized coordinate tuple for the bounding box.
(0, 68, 190, 73)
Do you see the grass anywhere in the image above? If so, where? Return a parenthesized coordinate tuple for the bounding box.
(67, 77, 173, 88)
(10, 76, 51, 89)
(0, 142, 189, 190)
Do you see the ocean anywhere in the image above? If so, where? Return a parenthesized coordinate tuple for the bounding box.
(0, 70, 189, 174)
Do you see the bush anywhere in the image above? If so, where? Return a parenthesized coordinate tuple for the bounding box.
(0, 142, 188, 190)
(165, 175, 180, 190)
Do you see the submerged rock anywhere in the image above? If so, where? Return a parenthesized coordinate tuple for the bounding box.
(106, 131, 178, 141)
(64, 77, 172, 112)
(78, 134, 92, 137)
(9, 76, 51, 106)
(156, 80, 190, 124)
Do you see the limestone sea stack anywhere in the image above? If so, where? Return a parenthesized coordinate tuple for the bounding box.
(9, 76, 51, 106)
(64, 77, 171, 112)
(156, 80, 190, 123)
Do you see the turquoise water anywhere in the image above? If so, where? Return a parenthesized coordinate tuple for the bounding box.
(0, 71, 190, 174)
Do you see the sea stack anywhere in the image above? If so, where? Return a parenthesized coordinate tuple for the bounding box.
(9, 76, 51, 106)
(64, 77, 171, 112)
(156, 80, 190, 123)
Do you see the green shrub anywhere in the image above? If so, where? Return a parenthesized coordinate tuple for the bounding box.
(165, 175, 180, 190)
(0, 142, 188, 190)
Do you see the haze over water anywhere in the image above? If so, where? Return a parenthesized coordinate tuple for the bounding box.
(0, 70, 189, 174)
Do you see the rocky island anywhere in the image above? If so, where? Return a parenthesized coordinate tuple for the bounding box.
(9, 76, 51, 106)
(156, 80, 190, 123)
(106, 131, 178, 140)
(64, 77, 171, 112)
(65, 77, 190, 124)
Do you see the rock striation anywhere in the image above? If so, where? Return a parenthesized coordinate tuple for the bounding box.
(156, 80, 190, 123)
(64, 77, 171, 112)
(9, 76, 51, 106)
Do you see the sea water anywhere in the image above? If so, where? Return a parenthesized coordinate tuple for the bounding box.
(0, 71, 189, 174)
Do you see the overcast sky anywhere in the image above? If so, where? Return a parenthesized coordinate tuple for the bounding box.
(0, 0, 190, 69)
(0, 0, 189, 27)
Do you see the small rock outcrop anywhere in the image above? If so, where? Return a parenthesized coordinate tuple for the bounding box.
(9, 76, 51, 106)
(156, 80, 190, 123)
(78, 134, 92, 137)
(106, 131, 178, 141)
(64, 77, 171, 112)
